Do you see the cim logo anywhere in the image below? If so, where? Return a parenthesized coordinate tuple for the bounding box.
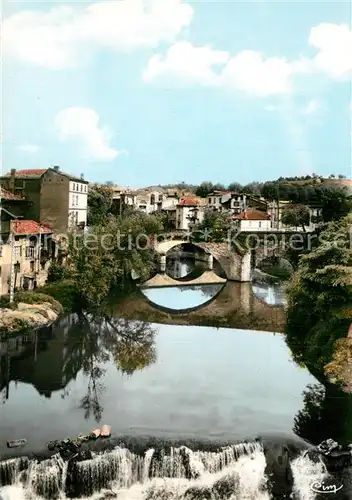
(310, 480, 343, 494)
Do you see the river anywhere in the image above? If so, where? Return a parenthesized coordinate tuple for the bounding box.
(0, 260, 351, 499)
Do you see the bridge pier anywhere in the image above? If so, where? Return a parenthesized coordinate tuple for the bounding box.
(159, 255, 166, 273)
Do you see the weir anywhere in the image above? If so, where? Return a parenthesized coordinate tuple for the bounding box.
(1, 436, 350, 500)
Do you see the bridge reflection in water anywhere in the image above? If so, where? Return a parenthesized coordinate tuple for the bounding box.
(115, 281, 286, 333)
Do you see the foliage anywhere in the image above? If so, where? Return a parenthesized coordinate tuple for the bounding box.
(40, 280, 81, 312)
(285, 215, 352, 387)
(320, 189, 352, 223)
(47, 261, 67, 283)
(87, 185, 114, 225)
(68, 213, 164, 308)
(195, 181, 225, 197)
(0, 291, 63, 314)
(280, 204, 310, 232)
(194, 210, 232, 242)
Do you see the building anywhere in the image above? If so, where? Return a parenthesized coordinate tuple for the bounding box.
(233, 209, 271, 232)
(1, 167, 89, 233)
(269, 201, 322, 232)
(207, 191, 231, 211)
(0, 219, 54, 295)
(176, 197, 205, 231)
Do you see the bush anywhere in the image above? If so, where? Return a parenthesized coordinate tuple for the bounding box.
(0, 291, 62, 313)
(39, 280, 81, 312)
(47, 261, 66, 283)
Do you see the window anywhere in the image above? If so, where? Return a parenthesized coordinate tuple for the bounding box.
(26, 246, 35, 258)
(73, 183, 75, 191)
(81, 184, 83, 192)
(75, 211, 78, 224)
(14, 246, 22, 257)
(72, 195, 75, 206)
(30, 261, 35, 273)
(258, 222, 262, 228)
(76, 195, 78, 205)
(0, 246, 2, 257)
(14, 262, 20, 273)
(209, 198, 211, 204)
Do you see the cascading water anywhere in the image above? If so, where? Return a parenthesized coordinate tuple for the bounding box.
(0, 440, 343, 500)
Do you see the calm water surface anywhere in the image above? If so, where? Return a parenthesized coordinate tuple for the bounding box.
(0, 281, 351, 461)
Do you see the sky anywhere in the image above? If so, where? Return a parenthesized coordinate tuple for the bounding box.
(2, 0, 352, 187)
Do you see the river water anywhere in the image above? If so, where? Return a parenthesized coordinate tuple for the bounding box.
(0, 263, 351, 499)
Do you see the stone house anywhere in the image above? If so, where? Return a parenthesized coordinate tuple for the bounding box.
(1, 167, 89, 233)
(0, 219, 54, 296)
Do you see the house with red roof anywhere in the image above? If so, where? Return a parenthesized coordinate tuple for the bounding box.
(176, 197, 206, 231)
(0, 166, 89, 233)
(0, 219, 55, 295)
(233, 209, 271, 232)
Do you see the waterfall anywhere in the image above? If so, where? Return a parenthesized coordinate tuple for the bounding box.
(0, 440, 345, 500)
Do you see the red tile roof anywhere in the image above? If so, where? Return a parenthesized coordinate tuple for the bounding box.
(177, 197, 201, 207)
(0, 188, 26, 200)
(233, 209, 270, 221)
(11, 220, 52, 235)
(5, 169, 47, 177)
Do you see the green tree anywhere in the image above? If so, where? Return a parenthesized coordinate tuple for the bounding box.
(195, 210, 232, 242)
(68, 213, 164, 307)
(320, 188, 352, 223)
(285, 215, 352, 389)
(195, 182, 214, 198)
(280, 204, 310, 232)
(87, 185, 114, 226)
(228, 182, 242, 192)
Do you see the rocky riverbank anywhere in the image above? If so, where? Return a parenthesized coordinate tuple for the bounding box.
(0, 295, 63, 337)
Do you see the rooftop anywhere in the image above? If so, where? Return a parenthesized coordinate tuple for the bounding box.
(233, 209, 271, 221)
(177, 197, 202, 207)
(11, 220, 53, 235)
(3, 168, 89, 183)
(0, 188, 26, 201)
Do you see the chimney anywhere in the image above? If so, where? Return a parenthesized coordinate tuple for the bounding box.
(80, 173, 84, 180)
(53, 166, 59, 172)
(10, 169, 16, 193)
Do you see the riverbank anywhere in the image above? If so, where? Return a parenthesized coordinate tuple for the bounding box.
(0, 281, 78, 337)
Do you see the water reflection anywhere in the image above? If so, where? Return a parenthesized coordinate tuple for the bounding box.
(166, 257, 225, 280)
(1, 314, 157, 425)
(252, 283, 287, 306)
(1, 317, 352, 457)
(142, 284, 223, 311)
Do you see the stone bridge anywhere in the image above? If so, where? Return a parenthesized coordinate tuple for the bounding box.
(111, 281, 286, 333)
(155, 239, 291, 281)
(155, 240, 251, 282)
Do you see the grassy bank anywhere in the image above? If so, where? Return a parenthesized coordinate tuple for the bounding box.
(0, 280, 80, 337)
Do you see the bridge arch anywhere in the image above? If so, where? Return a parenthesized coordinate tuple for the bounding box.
(155, 240, 252, 282)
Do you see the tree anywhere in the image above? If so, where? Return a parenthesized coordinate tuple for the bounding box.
(195, 182, 214, 198)
(320, 188, 352, 223)
(285, 215, 352, 390)
(68, 212, 164, 307)
(87, 185, 114, 226)
(194, 210, 232, 242)
(280, 204, 310, 232)
(228, 182, 242, 192)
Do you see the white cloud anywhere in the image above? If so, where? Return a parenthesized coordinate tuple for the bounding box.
(308, 23, 352, 78)
(143, 42, 294, 96)
(3, 0, 193, 69)
(54, 107, 121, 160)
(143, 23, 352, 96)
(220, 51, 293, 96)
(301, 99, 320, 115)
(19, 143, 40, 153)
(142, 41, 229, 85)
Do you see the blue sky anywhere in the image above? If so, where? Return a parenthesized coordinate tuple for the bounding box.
(2, 0, 351, 187)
